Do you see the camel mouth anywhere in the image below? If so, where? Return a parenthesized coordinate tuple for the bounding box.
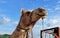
(36, 12, 47, 16)
(37, 8, 47, 16)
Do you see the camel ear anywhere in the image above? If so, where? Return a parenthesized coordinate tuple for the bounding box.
(21, 8, 26, 15)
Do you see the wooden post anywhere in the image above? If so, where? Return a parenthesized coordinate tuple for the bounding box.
(40, 31, 42, 38)
(40, 27, 60, 38)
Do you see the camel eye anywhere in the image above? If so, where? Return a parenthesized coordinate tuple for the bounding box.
(40, 10, 42, 12)
(26, 12, 30, 15)
(26, 12, 30, 16)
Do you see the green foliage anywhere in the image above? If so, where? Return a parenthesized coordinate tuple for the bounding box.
(0, 34, 10, 38)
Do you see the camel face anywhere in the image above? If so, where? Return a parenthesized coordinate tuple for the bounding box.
(31, 8, 47, 22)
(21, 8, 47, 24)
(37, 8, 47, 16)
(20, 8, 47, 26)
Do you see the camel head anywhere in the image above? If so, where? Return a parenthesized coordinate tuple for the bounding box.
(20, 8, 47, 26)
(31, 8, 47, 22)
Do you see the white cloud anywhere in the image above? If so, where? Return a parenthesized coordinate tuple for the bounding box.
(0, 31, 11, 35)
(47, 8, 55, 12)
(55, 7, 60, 10)
(49, 19, 58, 24)
(3, 17, 10, 23)
(55, 5, 60, 10)
(0, 14, 19, 26)
(12, 21, 19, 26)
(45, 18, 60, 28)
(0, 17, 10, 25)
(47, 9, 52, 11)
(45, 19, 60, 29)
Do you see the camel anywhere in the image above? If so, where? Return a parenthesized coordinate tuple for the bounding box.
(9, 8, 47, 38)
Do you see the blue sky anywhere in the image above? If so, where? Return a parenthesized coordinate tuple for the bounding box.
(0, 0, 60, 38)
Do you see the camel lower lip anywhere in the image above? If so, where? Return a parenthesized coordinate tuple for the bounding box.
(37, 14, 45, 16)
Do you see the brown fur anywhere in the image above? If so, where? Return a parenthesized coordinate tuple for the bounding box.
(9, 8, 47, 38)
